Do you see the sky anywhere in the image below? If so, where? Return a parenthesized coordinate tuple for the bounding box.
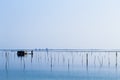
(0, 0, 120, 49)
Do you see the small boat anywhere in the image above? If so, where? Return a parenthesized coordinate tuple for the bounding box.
(17, 51, 27, 57)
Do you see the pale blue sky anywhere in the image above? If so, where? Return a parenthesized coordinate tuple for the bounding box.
(0, 0, 120, 49)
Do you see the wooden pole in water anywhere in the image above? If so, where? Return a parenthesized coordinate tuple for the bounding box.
(94, 56, 96, 67)
(68, 59, 70, 71)
(31, 50, 33, 63)
(50, 56, 53, 72)
(108, 53, 110, 67)
(86, 53, 88, 71)
(5, 52, 8, 77)
(116, 52, 117, 68)
(82, 54, 83, 67)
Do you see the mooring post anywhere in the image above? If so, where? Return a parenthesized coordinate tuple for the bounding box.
(94, 56, 96, 67)
(31, 50, 33, 63)
(46, 48, 48, 55)
(68, 59, 70, 71)
(116, 51, 117, 68)
(62, 55, 65, 64)
(50, 56, 53, 72)
(82, 54, 83, 67)
(5, 52, 8, 77)
(86, 53, 88, 71)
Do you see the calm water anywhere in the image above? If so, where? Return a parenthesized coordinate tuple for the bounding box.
(0, 50, 120, 80)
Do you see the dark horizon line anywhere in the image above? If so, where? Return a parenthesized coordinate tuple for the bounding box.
(1, 48, 120, 52)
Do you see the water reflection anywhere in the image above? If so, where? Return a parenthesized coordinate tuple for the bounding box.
(5, 52, 9, 78)
(3, 51, 120, 71)
(68, 59, 70, 71)
(116, 52, 118, 69)
(86, 53, 88, 72)
(1, 50, 120, 79)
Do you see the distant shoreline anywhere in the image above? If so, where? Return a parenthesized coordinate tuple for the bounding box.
(1, 48, 120, 52)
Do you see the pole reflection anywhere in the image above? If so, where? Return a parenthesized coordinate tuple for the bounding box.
(2, 50, 120, 74)
(5, 52, 9, 78)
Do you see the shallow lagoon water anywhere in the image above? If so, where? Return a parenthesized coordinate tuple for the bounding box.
(0, 50, 120, 80)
